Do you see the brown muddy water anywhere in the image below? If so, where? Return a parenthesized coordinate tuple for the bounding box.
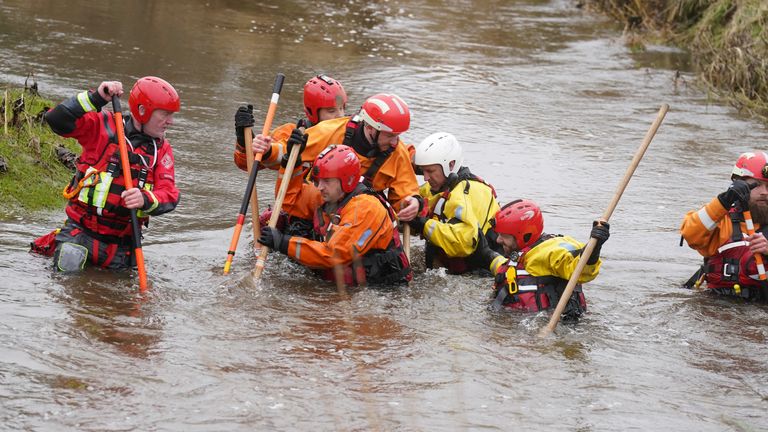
(1, 0, 767, 430)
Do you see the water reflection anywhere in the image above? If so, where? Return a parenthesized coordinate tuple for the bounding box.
(55, 272, 161, 359)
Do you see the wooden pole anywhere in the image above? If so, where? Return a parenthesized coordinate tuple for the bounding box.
(252, 141, 302, 278)
(539, 104, 669, 337)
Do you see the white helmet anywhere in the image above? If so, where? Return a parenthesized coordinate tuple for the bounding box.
(414, 132, 463, 176)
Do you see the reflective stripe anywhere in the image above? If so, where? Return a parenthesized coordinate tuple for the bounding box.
(357, 228, 372, 248)
(76, 91, 96, 113)
(745, 218, 756, 231)
(425, 220, 437, 241)
(144, 190, 159, 213)
(517, 284, 538, 292)
(697, 207, 717, 231)
(454, 204, 463, 221)
(434, 196, 447, 217)
(717, 240, 749, 253)
(294, 240, 301, 260)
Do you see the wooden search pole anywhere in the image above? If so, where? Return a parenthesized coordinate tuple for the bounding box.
(539, 104, 669, 337)
(252, 141, 302, 278)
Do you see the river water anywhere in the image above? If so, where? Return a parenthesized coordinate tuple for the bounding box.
(1, 0, 767, 430)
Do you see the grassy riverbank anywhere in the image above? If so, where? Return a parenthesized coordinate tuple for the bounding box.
(0, 87, 78, 216)
(581, 0, 768, 121)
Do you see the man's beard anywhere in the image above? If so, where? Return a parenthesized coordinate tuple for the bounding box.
(749, 200, 768, 225)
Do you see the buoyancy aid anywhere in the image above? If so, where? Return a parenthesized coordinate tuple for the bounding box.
(702, 209, 768, 298)
(313, 184, 412, 286)
(63, 112, 162, 241)
(425, 166, 500, 273)
(491, 235, 587, 318)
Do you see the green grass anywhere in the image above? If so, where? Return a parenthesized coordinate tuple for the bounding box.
(0, 88, 80, 216)
(583, 0, 768, 122)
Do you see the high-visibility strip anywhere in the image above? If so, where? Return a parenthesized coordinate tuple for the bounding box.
(717, 240, 749, 253)
(77, 91, 96, 113)
(425, 220, 436, 241)
(697, 207, 717, 231)
(294, 240, 301, 260)
(144, 190, 159, 213)
(90, 172, 112, 213)
(454, 204, 464, 221)
(356, 228, 372, 248)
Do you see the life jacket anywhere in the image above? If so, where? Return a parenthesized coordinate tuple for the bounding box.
(63, 112, 163, 242)
(313, 183, 412, 286)
(491, 235, 587, 318)
(702, 209, 768, 298)
(425, 167, 499, 274)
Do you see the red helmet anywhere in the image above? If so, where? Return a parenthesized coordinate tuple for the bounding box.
(304, 75, 347, 125)
(492, 199, 544, 249)
(129, 76, 180, 124)
(359, 93, 410, 134)
(311, 145, 361, 193)
(732, 151, 768, 182)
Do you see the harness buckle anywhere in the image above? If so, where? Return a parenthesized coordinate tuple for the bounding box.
(507, 280, 518, 295)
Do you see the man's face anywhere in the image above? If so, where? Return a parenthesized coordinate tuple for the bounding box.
(420, 164, 446, 191)
(315, 177, 345, 204)
(748, 178, 768, 224)
(496, 232, 518, 255)
(317, 104, 345, 122)
(141, 108, 175, 139)
(364, 125, 400, 152)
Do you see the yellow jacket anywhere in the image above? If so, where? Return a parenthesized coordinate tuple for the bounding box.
(419, 172, 499, 258)
(489, 235, 602, 287)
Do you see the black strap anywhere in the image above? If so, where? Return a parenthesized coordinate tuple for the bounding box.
(362, 151, 391, 187)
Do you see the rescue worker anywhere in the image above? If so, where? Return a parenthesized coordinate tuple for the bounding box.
(476, 199, 610, 321)
(250, 92, 422, 233)
(233, 74, 348, 235)
(33, 77, 181, 272)
(402, 132, 501, 274)
(680, 151, 768, 300)
(257, 145, 412, 286)
(233, 74, 347, 172)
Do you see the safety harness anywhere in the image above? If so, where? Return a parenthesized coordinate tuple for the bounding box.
(684, 209, 768, 299)
(424, 167, 499, 273)
(62, 111, 160, 241)
(491, 234, 587, 319)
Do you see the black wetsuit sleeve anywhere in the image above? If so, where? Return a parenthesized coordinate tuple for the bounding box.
(45, 90, 108, 135)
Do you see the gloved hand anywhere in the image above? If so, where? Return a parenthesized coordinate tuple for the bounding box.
(587, 220, 610, 265)
(234, 104, 255, 147)
(257, 226, 292, 254)
(474, 229, 502, 270)
(258, 206, 287, 233)
(281, 127, 309, 168)
(717, 179, 753, 209)
(408, 216, 427, 235)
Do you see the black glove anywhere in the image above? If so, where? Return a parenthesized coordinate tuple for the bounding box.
(281, 128, 309, 168)
(257, 226, 292, 254)
(408, 216, 427, 235)
(474, 229, 502, 269)
(234, 104, 255, 147)
(587, 221, 610, 265)
(717, 179, 753, 209)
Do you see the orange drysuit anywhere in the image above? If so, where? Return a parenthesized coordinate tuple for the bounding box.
(235, 116, 419, 221)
